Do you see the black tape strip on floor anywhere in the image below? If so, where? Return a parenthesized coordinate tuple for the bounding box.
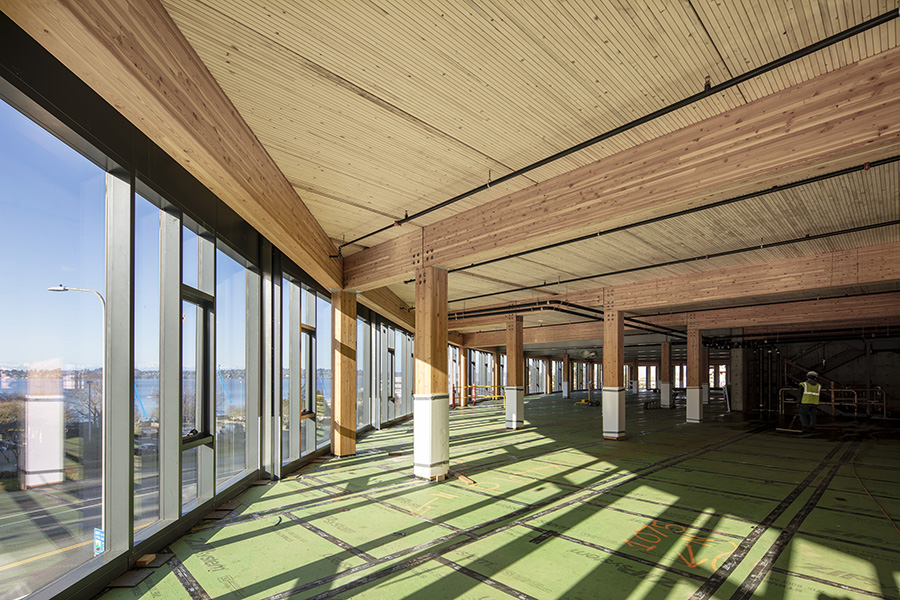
(769, 567, 900, 599)
(688, 441, 847, 600)
(168, 553, 212, 600)
(283, 512, 377, 563)
(578, 501, 746, 541)
(592, 491, 760, 526)
(433, 556, 540, 600)
(192, 478, 427, 533)
(257, 530, 470, 600)
(298, 472, 475, 537)
(520, 523, 708, 582)
(258, 425, 773, 600)
(798, 530, 900, 555)
(728, 441, 863, 600)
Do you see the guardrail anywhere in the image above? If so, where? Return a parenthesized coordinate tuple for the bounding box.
(451, 385, 504, 407)
(778, 384, 886, 419)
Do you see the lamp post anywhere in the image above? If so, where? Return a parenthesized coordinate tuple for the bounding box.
(48, 284, 107, 540)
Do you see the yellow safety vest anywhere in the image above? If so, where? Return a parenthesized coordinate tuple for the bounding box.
(800, 381, 821, 405)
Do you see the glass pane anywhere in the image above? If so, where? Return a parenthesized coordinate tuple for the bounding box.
(281, 279, 291, 463)
(182, 301, 201, 436)
(181, 446, 198, 514)
(182, 227, 198, 289)
(394, 331, 403, 405)
(216, 250, 246, 488)
(134, 194, 161, 537)
(0, 97, 106, 594)
(300, 329, 312, 457)
(356, 318, 367, 430)
(315, 296, 331, 449)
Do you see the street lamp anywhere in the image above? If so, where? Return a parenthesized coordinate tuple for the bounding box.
(48, 284, 107, 544)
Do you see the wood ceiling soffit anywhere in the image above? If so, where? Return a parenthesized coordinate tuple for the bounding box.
(194, 1, 741, 178)
(1, 0, 343, 289)
(345, 46, 900, 290)
(162, 1, 533, 242)
(358, 287, 414, 333)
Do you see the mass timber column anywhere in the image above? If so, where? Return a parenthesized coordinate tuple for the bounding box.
(730, 329, 747, 411)
(331, 290, 358, 457)
(701, 346, 710, 405)
(686, 315, 703, 424)
(459, 347, 469, 407)
(562, 353, 571, 399)
(628, 360, 639, 393)
(602, 309, 626, 440)
(413, 267, 449, 480)
(491, 349, 501, 398)
(505, 315, 525, 429)
(660, 342, 673, 409)
(544, 358, 552, 395)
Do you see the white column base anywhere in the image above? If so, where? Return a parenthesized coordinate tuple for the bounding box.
(505, 386, 524, 429)
(702, 383, 710, 405)
(413, 393, 449, 480)
(660, 382, 673, 408)
(687, 387, 703, 423)
(562, 381, 570, 399)
(630, 380, 638, 393)
(602, 387, 627, 440)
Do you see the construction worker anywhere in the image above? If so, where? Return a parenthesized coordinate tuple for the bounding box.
(799, 371, 821, 433)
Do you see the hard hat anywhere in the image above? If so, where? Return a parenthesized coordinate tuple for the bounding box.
(807, 371, 818, 377)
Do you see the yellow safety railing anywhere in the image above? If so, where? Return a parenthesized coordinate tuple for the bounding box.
(451, 385, 504, 407)
(778, 384, 886, 419)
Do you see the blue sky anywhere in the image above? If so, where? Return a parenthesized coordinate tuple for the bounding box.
(0, 98, 106, 369)
(0, 97, 330, 372)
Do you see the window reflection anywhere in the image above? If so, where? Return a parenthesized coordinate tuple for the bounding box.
(134, 193, 161, 537)
(216, 249, 247, 487)
(0, 97, 106, 595)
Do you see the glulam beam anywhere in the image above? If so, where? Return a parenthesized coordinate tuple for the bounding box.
(346, 47, 900, 290)
(2, 0, 343, 289)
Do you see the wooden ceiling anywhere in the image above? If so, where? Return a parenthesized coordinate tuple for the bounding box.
(156, 0, 899, 329)
(8, 0, 896, 345)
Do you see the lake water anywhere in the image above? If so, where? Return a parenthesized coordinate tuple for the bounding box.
(0, 373, 333, 420)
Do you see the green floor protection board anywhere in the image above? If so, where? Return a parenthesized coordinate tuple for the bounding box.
(95, 393, 899, 600)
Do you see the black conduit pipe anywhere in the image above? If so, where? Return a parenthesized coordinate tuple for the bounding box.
(339, 9, 899, 253)
(449, 218, 900, 304)
(449, 155, 900, 275)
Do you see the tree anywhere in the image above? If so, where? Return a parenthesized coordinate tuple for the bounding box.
(0, 393, 25, 466)
(66, 371, 102, 429)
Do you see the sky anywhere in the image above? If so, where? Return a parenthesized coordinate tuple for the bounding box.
(0, 98, 106, 369)
(0, 97, 270, 371)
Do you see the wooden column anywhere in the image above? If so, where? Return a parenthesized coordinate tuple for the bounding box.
(602, 308, 626, 440)
(628, 359, 639, 392)
(660, 342, 673, 408)
(562, 353, 571, 398)
(686, 313, 703, 423)
(505, 315, 524, 429)
(491, 349, 501, 398)
(459, 347, 469, 407)
(702, 345, 710, 405)
(413, 267, 449, 480)
(544, 358, 551, 394)
(331, 290, 357, 457)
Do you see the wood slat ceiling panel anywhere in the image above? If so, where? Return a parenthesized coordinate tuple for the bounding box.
(446, 227, 900, 310)
(162, 1, 533, 237)
(693, 0, 897, 102)
(158, 0, 898, 311)
(198, 0, 742, 170)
